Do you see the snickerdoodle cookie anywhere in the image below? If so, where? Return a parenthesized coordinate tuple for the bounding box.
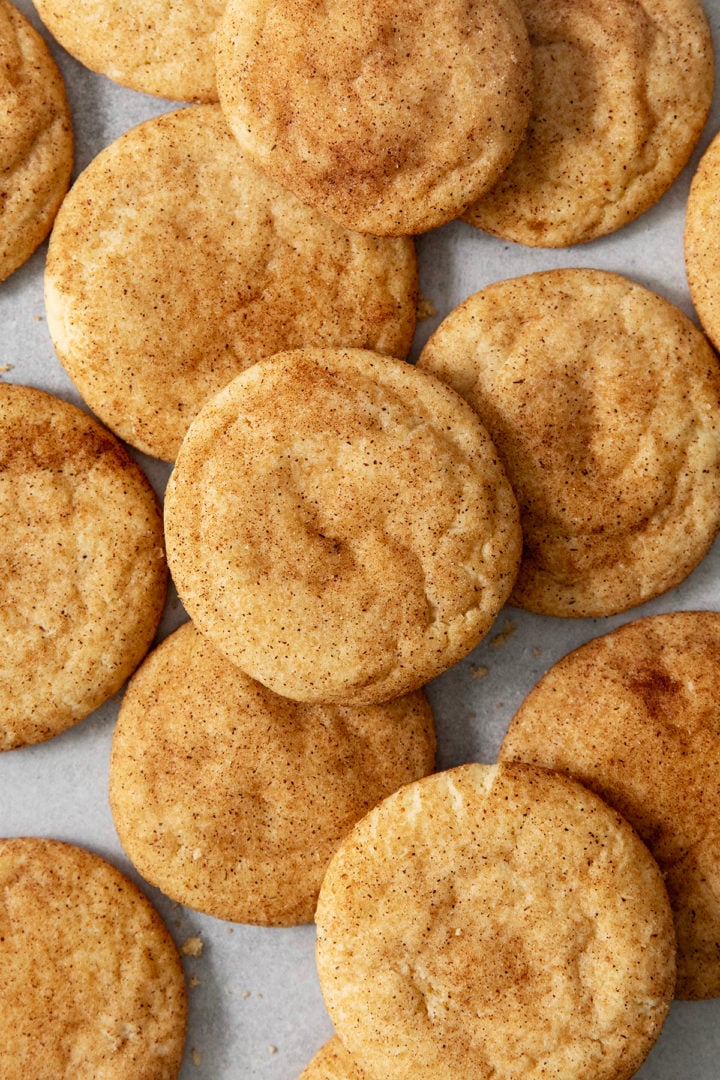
(316, 763, 675, 1080)
(686, 131, 720, 353)
(465, 0, 713, 247)
(501, 610, 720, 1000)
(216, 0, 532, 235)
(0, 384, 166, 751)
(110, 621, 436, 925)
(419, 268, 720, 617)
(33, 0, 225, 101)
(300, 1037, 367, 1080)
(45, 105, 418, 461)
(0, 0, 72, 281)
(165, 348, 521, 704)
(0, 837, 186, 1079)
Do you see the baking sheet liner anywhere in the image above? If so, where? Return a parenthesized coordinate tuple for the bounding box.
(2, 3, 720, 1075)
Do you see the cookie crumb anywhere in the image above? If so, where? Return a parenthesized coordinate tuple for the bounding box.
(191, 1048, 202, 1066)
(0, 364, 12, 374)
(180, 936, 203, 957)
(416, 295, 436, 320)
(242, 990, 251, 999)
(531, 646, 542, 657)
(471, 664, 489, 680)
(490, 619, 517, 648)
(269, 1045, 278, 1054)
(189, 974, 200, 988)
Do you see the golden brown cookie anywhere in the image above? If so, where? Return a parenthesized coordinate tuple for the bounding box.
(500, 610, 720, 1000)
(465, 0, 714, 247)
(216, 0, 532, 236)
(686, 131, 720, 353)
(0, 0, 72, 281)
(165, 348, 521, 704)
(300, 1037, 367, 1080)
(110, 621, 436, 925)
(0, 837, 186, 1078)
(316, 763, 676, 1080)
(45, 105, 418, 461)
(33, 0, 225, 102)
(0, 383, 167, 751)
(418, 268, 720, 617)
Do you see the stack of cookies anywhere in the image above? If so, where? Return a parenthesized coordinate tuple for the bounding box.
(313, 763, 677, 1080)
(107, 343, 521, 926)
(2, 0, 720, 1076)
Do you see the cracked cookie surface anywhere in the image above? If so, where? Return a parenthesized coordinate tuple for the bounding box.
(164, 348, 521, 704)
(0, 837, 186, 1079)
(0, 0, 72, 281)
(34, 0, 226, 101)
(465, 0, 714, 246)
(216, 0, 532, 235)
(316, 762, 675, 1080)
(419, 268, 720, 617)
(501, 610, 720, 1000)
(45, 106, 418, 461)
(110, 621, 436, 925)
(0, 383, 167, 750)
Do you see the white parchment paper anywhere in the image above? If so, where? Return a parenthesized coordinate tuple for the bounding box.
(2, 2, 720, 1076)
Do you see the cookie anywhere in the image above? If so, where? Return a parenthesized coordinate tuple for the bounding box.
(300, 1037, 367, 1080)
(500, 610, 720, 1000)
(215, 0, 532, 236)
(0, 837, 186, 1078)
(464, 0, 714, 247)
(110, 621, 436, 925)
(0, 0, 72, 281)
(165, 348, 521, 704)
(686, 130, 720, 353)
(316, 762, 675, 1080)
(418, 268, 720, 617)
(0, 384, 167, 751)
(45, 105, 418, 461)
(33, 0, 225, 102)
